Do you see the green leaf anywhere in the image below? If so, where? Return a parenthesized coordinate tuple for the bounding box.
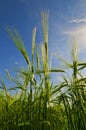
(41, 121, 50, 126)
(18, 122, 30, 126)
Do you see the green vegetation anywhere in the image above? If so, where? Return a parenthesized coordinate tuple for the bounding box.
(0, 12, 86, 130)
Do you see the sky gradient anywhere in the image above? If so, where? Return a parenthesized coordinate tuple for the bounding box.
(1, 0, 86, 82)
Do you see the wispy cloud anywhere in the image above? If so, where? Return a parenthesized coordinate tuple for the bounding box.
(65, 25, 86, 50)
(68, 18, 86, 23)
(65, 26, 86, 35)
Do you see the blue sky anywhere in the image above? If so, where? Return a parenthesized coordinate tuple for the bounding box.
(1, 0, 86, 82)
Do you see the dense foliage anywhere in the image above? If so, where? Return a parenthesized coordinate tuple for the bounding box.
(0, 12, 86, 130)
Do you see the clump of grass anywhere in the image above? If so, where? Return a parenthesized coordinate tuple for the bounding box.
(0, 11, 86, 130)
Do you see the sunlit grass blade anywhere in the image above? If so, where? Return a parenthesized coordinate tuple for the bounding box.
(35, 69, 65, 74)
(41, 11, 49, 44)
(5, 69, 11, 80)
(41, 11, 49, 71)
(32, 27, 36, 63)
(6, 28, 30, 66)
(36, 52, 40, 70)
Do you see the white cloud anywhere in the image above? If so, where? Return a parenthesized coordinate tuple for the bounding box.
(68, 18, 86, 23)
